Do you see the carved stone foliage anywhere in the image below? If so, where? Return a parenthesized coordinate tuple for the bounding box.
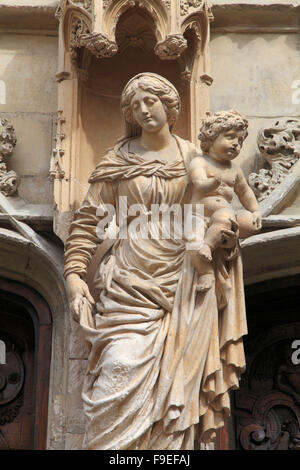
(103, 0, 169, 12)
(249, 119, 300, 202)
(81, 32, 118, 59)
(69, 15, 91, 64)
(234, 336, 300, 450)
(162, 0, 171, 9)
(0, 336, 24, 427)
(180, 0, 204, 16)
(56, 0, 92, 19)
(154, 34, 188, 60)
(69, 15, 118, 64)
(70, 0, 92, 13)
(0, 118, 19, 197)
(50, 111, 66, 181)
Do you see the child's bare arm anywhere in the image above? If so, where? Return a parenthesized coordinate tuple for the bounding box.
(189, 157, 220, 192)
(234, 166, 261, 228)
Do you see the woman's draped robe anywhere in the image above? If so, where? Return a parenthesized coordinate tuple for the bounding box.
(64, 135, 248, 450)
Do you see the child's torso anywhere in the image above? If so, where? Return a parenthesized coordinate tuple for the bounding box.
(192, 159, 238, 216)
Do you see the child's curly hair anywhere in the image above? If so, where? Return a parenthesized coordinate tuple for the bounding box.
(198, 110, 248, 153)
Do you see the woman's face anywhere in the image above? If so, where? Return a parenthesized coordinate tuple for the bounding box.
(130, 88, 168, 133)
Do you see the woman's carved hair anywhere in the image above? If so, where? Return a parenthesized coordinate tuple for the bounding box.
(198, 110, 248, 153)
(121, 73, 181, 138)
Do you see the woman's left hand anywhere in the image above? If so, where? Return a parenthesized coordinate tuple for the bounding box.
(220, 218, 239, 249)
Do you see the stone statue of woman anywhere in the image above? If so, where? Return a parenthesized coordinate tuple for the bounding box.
(64, 73, 247, 450)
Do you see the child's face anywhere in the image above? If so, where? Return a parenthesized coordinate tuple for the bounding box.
(208, 128, 246, 163)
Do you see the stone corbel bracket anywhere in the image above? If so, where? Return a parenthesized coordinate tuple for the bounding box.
(0, 118, 20, 197)
(154, 34, 188, 60)
(248, 118, 300, 217)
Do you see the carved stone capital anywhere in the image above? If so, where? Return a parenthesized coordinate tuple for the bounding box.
(80, 32, 118, 59)
(154, 34, 188, 61)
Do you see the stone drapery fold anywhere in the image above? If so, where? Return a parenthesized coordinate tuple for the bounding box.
(64, 135, 247, 449)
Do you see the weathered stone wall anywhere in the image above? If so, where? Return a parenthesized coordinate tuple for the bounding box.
(210, 1, 300, 179)
(0, 1, 58, 205)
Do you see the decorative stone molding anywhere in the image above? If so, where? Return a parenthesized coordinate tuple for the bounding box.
(71, 0, 92, 13)
(162, 0, 171, 9)
(180, 0, 204, 16)
(50, 111, 66, 181)
(200, 73, 213, 86)
(0, 118, 19, 197)
(249, 119, 300, 202)
(154, 34, 188, 60)
(69, 16, 91, 65)
(56, 0, 92, 18)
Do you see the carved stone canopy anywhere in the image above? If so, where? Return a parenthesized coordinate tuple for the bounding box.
(53, 0, 213, 241)
(56, 0, 212, 72)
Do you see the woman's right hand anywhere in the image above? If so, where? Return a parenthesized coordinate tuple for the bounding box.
(66, 273, 95, 322)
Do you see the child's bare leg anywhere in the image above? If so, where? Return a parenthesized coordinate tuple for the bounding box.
(193, 208, 236, 292)
(237, 210, 258, 239)
(186, 236, 214, 292)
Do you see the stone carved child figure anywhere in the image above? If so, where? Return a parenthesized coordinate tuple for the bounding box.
(188, 110, 262, 288)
